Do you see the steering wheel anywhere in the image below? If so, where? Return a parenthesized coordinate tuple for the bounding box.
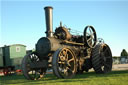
(84, 26, 97, 48)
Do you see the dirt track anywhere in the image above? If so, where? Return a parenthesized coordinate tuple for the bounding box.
(112, 64, 128, 70)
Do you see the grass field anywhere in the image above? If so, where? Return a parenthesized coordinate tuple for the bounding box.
(0, 70, 128, 85)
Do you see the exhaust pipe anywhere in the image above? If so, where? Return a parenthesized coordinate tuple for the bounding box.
(44, 6, 53, 37)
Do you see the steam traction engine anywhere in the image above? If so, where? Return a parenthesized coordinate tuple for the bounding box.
(21, 6, 112, 80)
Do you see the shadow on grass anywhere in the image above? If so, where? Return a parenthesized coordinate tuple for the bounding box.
(0, 70, 128, 84)
(41, 70, 128, 83)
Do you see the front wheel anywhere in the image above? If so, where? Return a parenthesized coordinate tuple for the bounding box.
(21, 52, 46, 80)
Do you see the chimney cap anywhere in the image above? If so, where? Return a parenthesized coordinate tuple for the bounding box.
(44, 6, 53, 10)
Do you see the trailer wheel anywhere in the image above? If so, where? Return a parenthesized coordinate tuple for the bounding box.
(52, 48, 77, 78)
(91, 44, 112, 73)
(21, 52, 46, 80)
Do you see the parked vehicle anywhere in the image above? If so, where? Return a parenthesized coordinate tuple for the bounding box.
(0, 44, 26, 76)
(22, 6, 112, 80)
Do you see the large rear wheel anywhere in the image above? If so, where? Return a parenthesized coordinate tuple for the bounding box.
(91, 44, 112, 73)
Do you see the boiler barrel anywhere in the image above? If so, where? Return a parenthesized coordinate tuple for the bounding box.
(36, 37, 62, 58)
(36, 37, 79, 59)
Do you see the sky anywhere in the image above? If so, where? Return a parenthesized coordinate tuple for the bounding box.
(0, 0, 128, 56)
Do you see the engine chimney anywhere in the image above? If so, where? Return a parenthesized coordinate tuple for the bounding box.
(44, 6, 53, 37)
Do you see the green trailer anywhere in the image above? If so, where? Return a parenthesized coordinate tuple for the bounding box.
(0, 44, 26, 75)
(9, 44, 26, 69)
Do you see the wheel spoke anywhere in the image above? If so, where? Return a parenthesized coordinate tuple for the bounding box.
(68, 58, 74, 63)
(91, 39, 95, 45)
(90, 32, 95, 38)
(67, 67, 74, 73)
(59, 52, 63, 56)
(64, 68, 68, 76)
(66, 54, 68, 60)
(86, 32, 90, 36)
(58, 61, 62, 64)
(87, 37, 92, 42)
(89, 28, 92, 34)
(58, 61, 65, 64)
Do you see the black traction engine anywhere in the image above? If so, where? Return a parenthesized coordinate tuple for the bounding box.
(21, 6, 112, 80)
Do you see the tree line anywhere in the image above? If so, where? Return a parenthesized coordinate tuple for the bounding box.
(121, 49, 128, 57)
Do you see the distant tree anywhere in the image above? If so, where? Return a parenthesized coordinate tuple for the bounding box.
(121, 49, 128, 57)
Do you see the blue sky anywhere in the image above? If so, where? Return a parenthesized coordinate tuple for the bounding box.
(1, 0, 128, 56)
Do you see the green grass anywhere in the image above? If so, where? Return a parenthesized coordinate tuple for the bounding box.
(0, 70, 128, 85)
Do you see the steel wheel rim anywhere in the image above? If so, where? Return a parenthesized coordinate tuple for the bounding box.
(100, 45, 112, 73)
(58, 48, 76, 78)
(52, 48, 77, 78)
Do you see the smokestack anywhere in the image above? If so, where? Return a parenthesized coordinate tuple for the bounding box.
(44, 6, 53, 37)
